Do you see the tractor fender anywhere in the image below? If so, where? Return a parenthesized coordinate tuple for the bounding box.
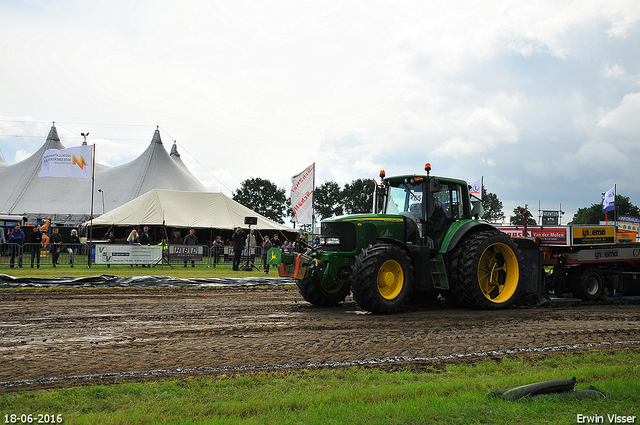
(445, 221, 497, 253)
(376, 237, 411, 255)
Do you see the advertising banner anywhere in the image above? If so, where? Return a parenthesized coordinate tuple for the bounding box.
(167, 245, 204, 261)
(39, 145, 93, 179)
(496, 226, 569, 246)
(95, 245, 162, 265)
(290, 163, 314, 225)
(571, 226, 616, 245)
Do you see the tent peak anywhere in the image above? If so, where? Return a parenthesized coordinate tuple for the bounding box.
(46, 124, 60, 143)
(170, 141, 180, 157)
(152, 128, 163, 145)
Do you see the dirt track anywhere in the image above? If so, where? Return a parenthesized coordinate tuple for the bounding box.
(1, 286, 639, 392)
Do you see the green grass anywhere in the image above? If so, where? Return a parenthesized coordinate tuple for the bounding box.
(1, 351, 638, 424)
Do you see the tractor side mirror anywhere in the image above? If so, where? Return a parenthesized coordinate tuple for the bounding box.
(429, 178, 440, 192)
(471, 201, 484, 219)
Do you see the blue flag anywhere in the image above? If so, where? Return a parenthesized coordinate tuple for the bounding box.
(602, 186, 615, 214)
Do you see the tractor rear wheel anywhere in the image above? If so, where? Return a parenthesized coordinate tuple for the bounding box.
(350, 244, 414, 314)
(450, 230, 522, 309)
(296, 275, 351, 307)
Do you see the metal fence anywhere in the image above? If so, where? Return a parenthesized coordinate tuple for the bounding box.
(0, 243, 272, 269)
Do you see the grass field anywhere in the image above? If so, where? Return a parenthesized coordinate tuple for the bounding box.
(1, 268, 638, 424)
(1, 351, 638, 424)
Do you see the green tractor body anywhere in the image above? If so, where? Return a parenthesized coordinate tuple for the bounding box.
(279, 170, 522, 313)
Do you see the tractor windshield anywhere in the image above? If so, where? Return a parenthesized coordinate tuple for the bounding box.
(385, 181, 423, 218)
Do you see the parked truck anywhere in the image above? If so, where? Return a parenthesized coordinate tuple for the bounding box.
(497, 224, 640, 300)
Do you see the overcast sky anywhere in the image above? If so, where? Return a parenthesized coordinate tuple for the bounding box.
(1, 0, 639, 223)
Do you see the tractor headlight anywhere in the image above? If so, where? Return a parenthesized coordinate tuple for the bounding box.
(321, 237, 341, 245)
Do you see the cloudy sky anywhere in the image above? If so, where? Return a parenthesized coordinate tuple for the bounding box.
(1, 0, 639, 223)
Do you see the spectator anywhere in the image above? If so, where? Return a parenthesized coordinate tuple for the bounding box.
(9, 224, 25, 269)
(67, 229, 80, 268)
(139, 226, 151, 245)
(0, 226, 6, 256)
(271, 234, 281, 248)
(29, 225, 43, 268)
(232, 227, 246, 271)
(139, 226, 151, 267)
(183, 228, 197, 267)
(50, 228, 62, 267)
(261, 235, 272, 275)
(106, 230, 116, 268)
(127, 229, 140, 245)
(212, 236, 223, 267)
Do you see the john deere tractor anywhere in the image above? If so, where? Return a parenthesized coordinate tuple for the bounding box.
(279, 164, 522, 314)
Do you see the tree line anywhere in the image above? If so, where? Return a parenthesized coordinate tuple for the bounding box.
(232, 177, 639, 225)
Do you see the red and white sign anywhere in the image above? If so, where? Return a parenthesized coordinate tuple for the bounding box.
(496, 226, 569, 246)
(290, 163, 314, 225)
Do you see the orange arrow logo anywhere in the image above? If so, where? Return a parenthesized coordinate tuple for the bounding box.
(72, 155, 88, 170)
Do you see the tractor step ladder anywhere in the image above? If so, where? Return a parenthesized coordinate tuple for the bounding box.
(430, 254, 449, 289)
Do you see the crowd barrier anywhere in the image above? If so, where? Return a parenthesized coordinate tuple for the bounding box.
(0, 243, 282, 268)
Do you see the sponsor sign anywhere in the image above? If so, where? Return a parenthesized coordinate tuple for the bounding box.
(574, 247, 640, 262)
(38, 145, 93, 179)
(496, 226, 569, 246)
(168, 245, 204, 261)
(290, 163, 315, 225)
(571, 226, 616, 245)
(95, 245, 162, 265)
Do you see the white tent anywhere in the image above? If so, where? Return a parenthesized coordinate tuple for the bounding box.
(87, 188, 296, 232)
(0, 125, 208, 225)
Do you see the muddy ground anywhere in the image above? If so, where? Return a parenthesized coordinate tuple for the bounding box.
(1, 286, 639, 392)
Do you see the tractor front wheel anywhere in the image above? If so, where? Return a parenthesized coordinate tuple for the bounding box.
(296, 275, 351, 307)
(450, 230, 522, 309)
(350, 244, 414, 314)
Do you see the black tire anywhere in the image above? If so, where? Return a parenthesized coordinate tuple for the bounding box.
(350, 244, 414, 314)
(296, 275, 351, 307)
(449, 230, 522, 310)
(571, 267, 604, 301)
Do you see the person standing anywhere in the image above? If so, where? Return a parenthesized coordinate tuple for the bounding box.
(50, 228, 62, 267)
(232, 227, 246, 271)
(212, 236, 223, 267)
(0, 226, 6, 256)
(9, 224, 25, 269)
(106, 230, 116, 268)
(246, 228, 257, 265)
(139, 226, 151, 267)
(261, 235, 272, 275)
(67, 229, 80, 268)
(183, 228, 197, 267)
(29, 225, 43, 268)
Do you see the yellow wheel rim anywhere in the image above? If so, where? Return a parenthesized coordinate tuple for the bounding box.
(477, 242, 519, 303)
(377, 259, 404, 300)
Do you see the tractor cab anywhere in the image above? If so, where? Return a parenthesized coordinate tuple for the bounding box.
(380, 169, 472, 251)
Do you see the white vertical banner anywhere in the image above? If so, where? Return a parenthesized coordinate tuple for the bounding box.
(602, 185, 616, 214)
(469, 177, 482, 200)
(38, 145, 93, 179)
(290, 163, 315, 225)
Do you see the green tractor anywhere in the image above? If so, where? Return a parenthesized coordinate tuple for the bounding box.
(279, 164, 523, 314)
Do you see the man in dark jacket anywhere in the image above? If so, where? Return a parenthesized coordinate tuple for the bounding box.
(9, 224, 25, 269)
(139, 226, 151, 267)
(183, 229, 197, 267)
(232, 227, 246, 271)
(29, 225, 43, 268)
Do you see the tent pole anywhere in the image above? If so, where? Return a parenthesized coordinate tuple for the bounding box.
(88, 143, 96, 268)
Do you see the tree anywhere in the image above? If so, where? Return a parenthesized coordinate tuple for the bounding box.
(571, 194, 640, 224)
(232, 177, 286, 224)
(480, 187, 505, 223)
(342, 178, 375, 214)
(510, 206, 536, 225)
(314, 181, 343, 221)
